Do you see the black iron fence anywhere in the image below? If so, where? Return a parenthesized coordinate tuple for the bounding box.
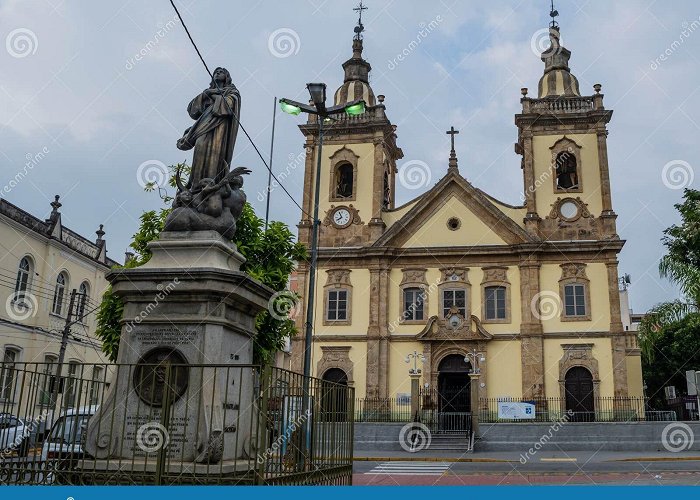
(0, 362, 353, 486)
(354, 394, 679, 425)
(478, 397, 677, 423)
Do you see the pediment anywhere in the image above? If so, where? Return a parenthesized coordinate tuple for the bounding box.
(416, 315, 493, 342)
(376, 172, 533, 248)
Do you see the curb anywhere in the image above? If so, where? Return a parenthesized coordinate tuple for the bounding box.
(610, 456, 700, 462)
(353, 456, 515, 463)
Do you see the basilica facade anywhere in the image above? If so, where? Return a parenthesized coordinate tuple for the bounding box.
(290, 20, 643, 414)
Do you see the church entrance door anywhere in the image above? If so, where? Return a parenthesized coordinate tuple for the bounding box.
(564, 366, 595, 422)
(436, 354, 471, 434)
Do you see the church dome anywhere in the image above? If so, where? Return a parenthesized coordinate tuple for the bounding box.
(334, 38, 376, 106)
(537, 26, 581, 98)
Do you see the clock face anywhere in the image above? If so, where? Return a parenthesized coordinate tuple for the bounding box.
(332, 208, 352, 228)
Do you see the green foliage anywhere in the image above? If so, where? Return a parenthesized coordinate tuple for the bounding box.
(641, 313, 700, 406)
(94, 286, 124, 363)
(95, 164, 307, 365)
(638, 189, 700, 393)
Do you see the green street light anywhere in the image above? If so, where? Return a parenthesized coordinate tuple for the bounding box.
(279, 101, 302, 115)
(279, 81, 366, 469)
(344, 101, 365, 116)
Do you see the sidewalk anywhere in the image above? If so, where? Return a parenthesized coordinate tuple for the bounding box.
(353, 449, 700, 462)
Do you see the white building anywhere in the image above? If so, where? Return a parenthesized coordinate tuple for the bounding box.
(0, 195, 119, 433)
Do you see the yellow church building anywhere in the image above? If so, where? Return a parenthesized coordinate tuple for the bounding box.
(289, 18, 643, 419)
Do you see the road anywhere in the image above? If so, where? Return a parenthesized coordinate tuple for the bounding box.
(352, 452, 700, 485)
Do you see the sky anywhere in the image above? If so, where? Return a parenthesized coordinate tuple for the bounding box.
(0, 0, 698, 313)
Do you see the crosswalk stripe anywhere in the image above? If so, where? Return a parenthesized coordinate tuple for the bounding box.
(365, 462, 451, 475)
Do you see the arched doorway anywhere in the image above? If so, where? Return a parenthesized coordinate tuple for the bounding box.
(564, 366, 595, 422)
(437, 354, 471, 433)
(321, 368, 348, 418)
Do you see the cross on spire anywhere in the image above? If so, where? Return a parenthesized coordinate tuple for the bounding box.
(446, 126, 459, 171)
(353, 1, 367, 39)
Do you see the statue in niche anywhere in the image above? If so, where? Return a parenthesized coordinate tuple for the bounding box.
(164, 67, 250, 239)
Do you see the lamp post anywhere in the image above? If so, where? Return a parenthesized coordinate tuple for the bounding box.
(464, 348, 485, 437)
(280, 85, 366, 382)
(280, 85, 365, 468)
(405, 351, 425, 421)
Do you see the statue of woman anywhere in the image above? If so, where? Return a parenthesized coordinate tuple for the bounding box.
(176, 67, 241, 188)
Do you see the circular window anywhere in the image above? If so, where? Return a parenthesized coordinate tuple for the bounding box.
(447, 217, 461, 231)
(559, 200, 580, 221)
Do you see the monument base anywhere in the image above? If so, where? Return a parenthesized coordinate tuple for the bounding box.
(85, 231, 273, 464)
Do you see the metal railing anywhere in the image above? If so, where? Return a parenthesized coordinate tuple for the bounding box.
(0, 362, 353, 486)
(478, 397, 676, 423)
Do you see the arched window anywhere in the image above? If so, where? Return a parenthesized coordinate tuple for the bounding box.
(52, 272, 68, 316)
(335, 162, 354, 199)
(14, 257, 32, 302)
(77, 281, 90, 321)
(555, 151, 579, 190)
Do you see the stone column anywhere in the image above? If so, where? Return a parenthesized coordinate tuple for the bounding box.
(410, 372, 421, 420)
(470, 373, 480, 437)
(522, 132, 540, 236)
(519, 261, 545, 400)
(365, 268, 381, 398)
(369, 137, 387, 241)
(606, 260, 629, 398)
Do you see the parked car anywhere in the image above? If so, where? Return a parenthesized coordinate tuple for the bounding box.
(40, 406, 97, 485)
(41, 405, 98, 462)
(0, 414, 33, 457)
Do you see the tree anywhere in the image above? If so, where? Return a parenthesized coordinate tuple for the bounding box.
(641, 313, 700, 406)
(95, 164, 307, 365)
(639, 189, 700, 395)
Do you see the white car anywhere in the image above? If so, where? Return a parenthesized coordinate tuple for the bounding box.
(41, 405, 97, 462)
(0, 414, 32, 457)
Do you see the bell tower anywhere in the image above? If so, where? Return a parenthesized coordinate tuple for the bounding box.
(297, 9, 403, 248)
(515, 16, 617, 242)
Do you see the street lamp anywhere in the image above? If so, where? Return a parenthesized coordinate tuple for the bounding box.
(464, 348, 486, 375)
(405, 350, 425, 375)
(279, 84, 366, 383)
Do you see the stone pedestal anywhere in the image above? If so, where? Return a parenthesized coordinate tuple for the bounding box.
(85, 231, 273, 464)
